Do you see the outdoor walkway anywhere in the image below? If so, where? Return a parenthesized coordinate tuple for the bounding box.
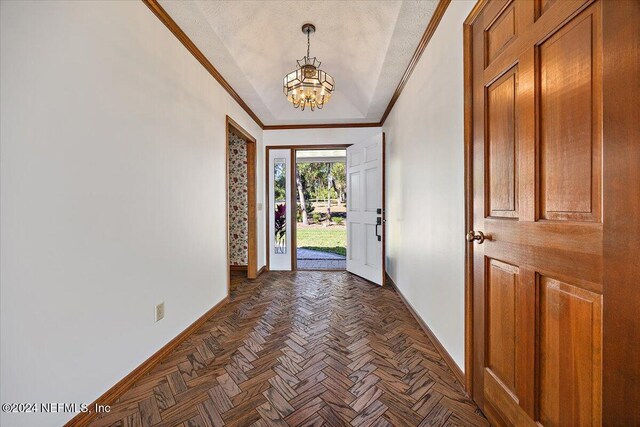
(297, 248, 346, 270)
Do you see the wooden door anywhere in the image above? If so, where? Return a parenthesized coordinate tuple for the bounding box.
(346, 137, 383, 285)
(468, 1, 605, 425)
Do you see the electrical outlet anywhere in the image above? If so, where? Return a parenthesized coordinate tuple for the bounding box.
(258, 202, 263, 211)
(155, 302, 165, 322)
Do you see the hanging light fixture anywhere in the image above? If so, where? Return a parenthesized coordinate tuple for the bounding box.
(283, 23, 335, 111)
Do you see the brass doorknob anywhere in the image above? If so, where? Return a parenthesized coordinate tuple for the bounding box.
(466, 230, 485, 244)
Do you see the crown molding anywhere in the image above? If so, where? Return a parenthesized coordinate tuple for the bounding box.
(142, 0, 264, 129)
(142, 0, 451, 130)
(263, 122, 381, 131)
(379, 0, 451, 125)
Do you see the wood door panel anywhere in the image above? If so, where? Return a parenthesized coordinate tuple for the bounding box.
(483, 1, 592, 87)
(484, 369, 537, 427)
(539, 9, 602, 222)
(486, 67, 519, 218)
(469, 1, 607, 426)
(536, 0, 558, 20)
(538, 276, 602, 427)
(486, 259, 519, 394)
(485, 1, 517, 66)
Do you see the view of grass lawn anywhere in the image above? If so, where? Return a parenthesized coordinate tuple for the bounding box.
(297, 227, 346, 256)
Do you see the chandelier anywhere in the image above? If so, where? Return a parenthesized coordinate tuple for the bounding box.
(283, 23, 335, 111)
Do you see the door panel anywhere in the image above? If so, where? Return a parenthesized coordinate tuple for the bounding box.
(346, 138, 383, 285)
(538, 276, 602, 427)
(539, 11, 601, 222)
(486, 259, 518, 395)
(348, 171, 361, 210)
(365, 167, 379, 212)
(485, 2, 517, 66)
(536, 0, 558, 20)
(348, 223, 363, 263)
(487, 67, 518, 218)
(484, 367, 536, 427)
(469, 1, 603, 426)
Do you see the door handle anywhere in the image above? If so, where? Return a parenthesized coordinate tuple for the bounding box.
(466, 230, 485, 244)
(375, 217, 382, 242)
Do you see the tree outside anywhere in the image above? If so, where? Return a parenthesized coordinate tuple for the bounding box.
(296, 162, 346, 223)
(295, 160, 346, 257)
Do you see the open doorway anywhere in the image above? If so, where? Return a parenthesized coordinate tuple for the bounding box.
(294, 149, 347, 270)
(226, 116, 257, 292)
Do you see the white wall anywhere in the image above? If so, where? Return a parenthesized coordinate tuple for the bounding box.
(383, 0, 474, 371)
(0, 1, 263, 426)
(263, 127, 381, 148)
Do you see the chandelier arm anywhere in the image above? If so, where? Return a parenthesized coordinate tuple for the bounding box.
(284, 24, 333, 112)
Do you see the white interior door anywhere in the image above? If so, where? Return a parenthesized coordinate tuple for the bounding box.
(268, 149, 292, 270)
(346, 138, 383, 285)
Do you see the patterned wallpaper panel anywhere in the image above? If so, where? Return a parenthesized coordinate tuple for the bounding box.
(228, 132, 248, 266)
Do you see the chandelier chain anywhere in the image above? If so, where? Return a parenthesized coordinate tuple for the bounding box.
(307, 29, 310, 59)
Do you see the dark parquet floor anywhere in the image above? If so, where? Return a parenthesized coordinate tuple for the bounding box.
(90, 271, 488, 427)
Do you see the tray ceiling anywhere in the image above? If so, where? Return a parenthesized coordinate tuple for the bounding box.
(158, 0, 439, 126)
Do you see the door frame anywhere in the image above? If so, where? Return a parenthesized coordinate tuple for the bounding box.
(462, 0, 486, 397)
(226, 116, 258, 296)
(293, 144, 352, 271)
(265, 144, 351, 271)
(381, 133, 387, 286)
(462, 1, 640, 423)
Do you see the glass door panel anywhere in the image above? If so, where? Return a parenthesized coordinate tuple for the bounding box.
(268, 149, 292, 270)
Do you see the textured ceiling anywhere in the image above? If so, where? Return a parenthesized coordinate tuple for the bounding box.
(158, 1, 439, 125)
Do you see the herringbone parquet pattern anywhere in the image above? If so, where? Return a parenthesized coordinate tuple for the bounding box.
(90, 271, 488, 427)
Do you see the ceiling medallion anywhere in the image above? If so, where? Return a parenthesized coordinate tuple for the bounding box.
(283, 23, 335, 111)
